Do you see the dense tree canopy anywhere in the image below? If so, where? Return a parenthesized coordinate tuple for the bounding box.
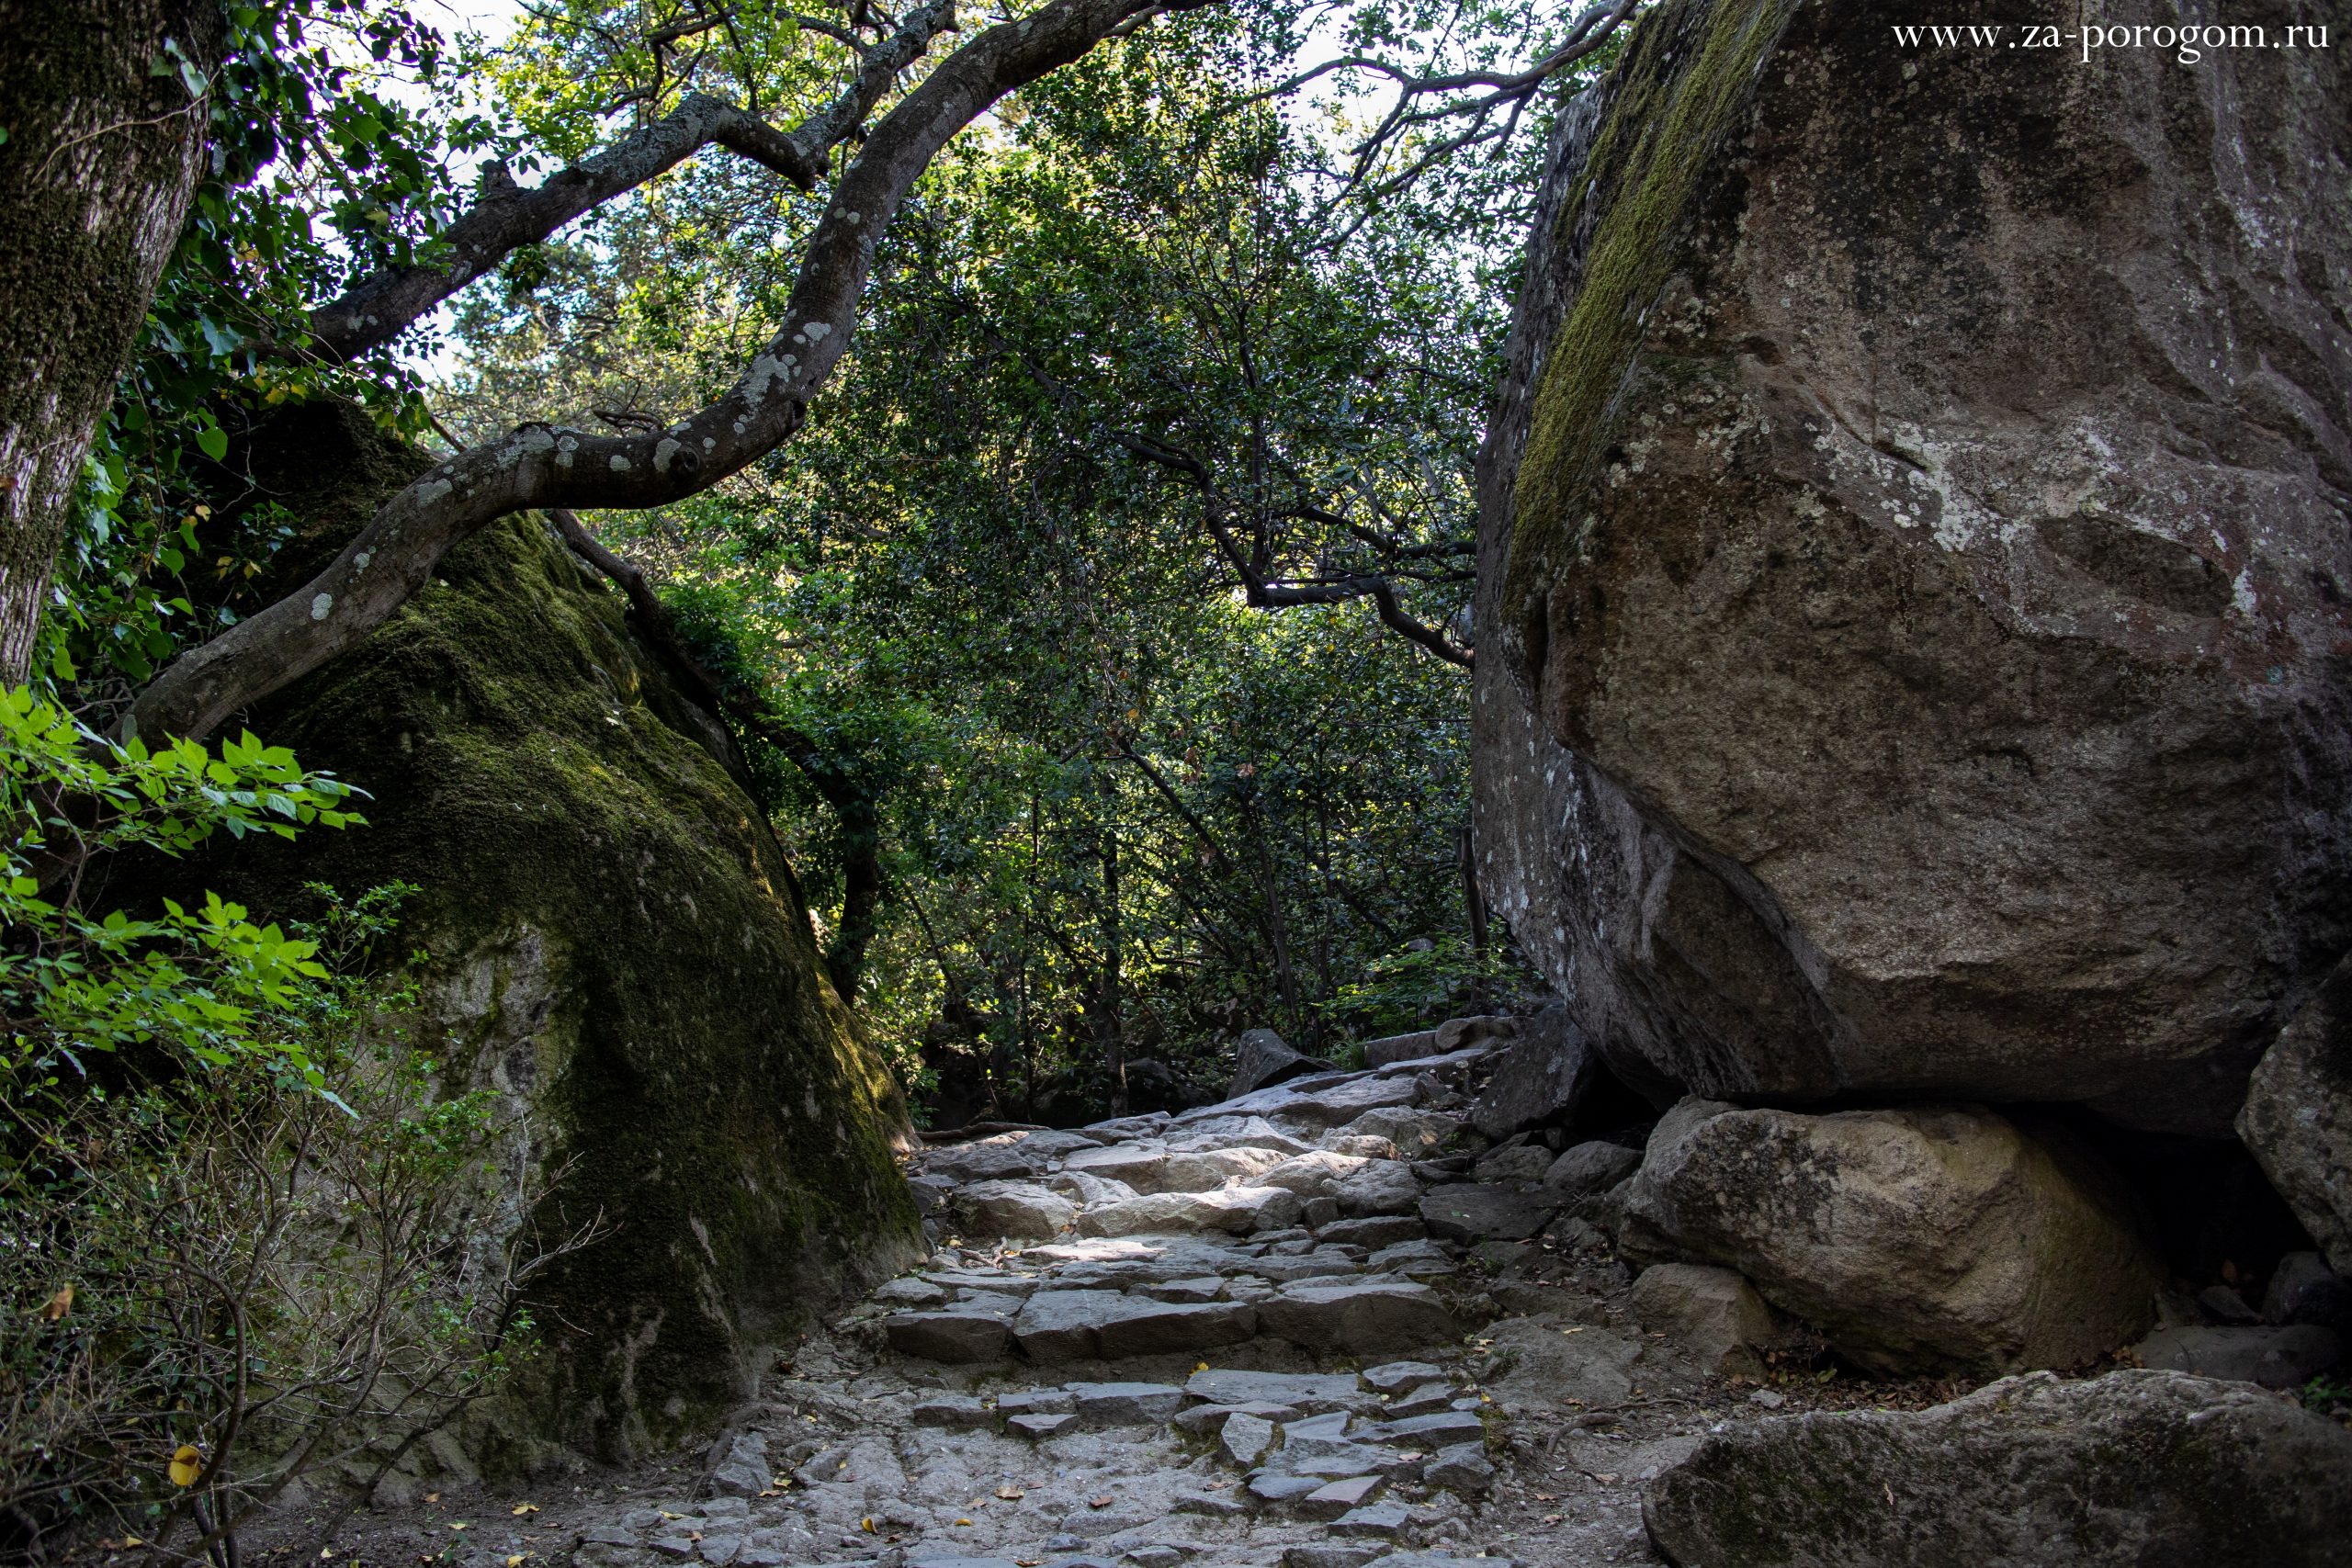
(10, 0, 1637, 1115)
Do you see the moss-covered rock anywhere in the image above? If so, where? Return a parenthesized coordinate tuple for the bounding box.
(152, 400, 920, 1459)
(1472, 0, 2352, 1134)
(1641, 1369, 2352, 1566)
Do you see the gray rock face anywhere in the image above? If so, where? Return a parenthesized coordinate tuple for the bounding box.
(1543, 1141, 1640, 1196)
(2240, 954, 2352, 1274)
(1470, 0, 2352, 1135)
(951, 1180, 1076, 1240)
(1229, 1027, 1335, 1099)
(1623, 1100, 2160, 1373)
(1643, 1370, 2352, 1568)
(1467, 1004, 1597, 1139)
(1419, 1184, 1560, 1244)
(1628, 1262, 1791, 1379)
(1361, 1031, 1442, 1069)
(1254, 1280, 1459, 1355)
(2134, 1325, 2342, 1391)
(2266, 1252, 2352, 1335)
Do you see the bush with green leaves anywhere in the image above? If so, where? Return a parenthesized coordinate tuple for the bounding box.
(1, 684, 365, 1114)
(0, 688, 585, 1563)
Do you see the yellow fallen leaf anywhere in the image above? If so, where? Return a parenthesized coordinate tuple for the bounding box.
(123, 1539, 144, 1549)
(955, 1518, 974, 1528)
(860, 1518, 876, 1534)
(995, 1484, 1023, 1500)
(508, 1556, 527, 1565)
(40, 1284, 73, 1322)
(1193, 1361, 1208, 1372)
(511, 1505, 538, 1517)
(320, 1551, 335, 1560)
(168, 1447, 202, 1488)
(449, 1522, 469, 1532)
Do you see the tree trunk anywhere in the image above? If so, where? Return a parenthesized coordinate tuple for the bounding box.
(0, 0, 217, 680)
(1094, 762, 1125, 1111)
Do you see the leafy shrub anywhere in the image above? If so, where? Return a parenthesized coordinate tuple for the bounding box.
(0, 689, 589, 1564)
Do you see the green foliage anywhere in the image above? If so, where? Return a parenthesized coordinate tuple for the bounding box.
(1317, 934, 1513, 1043)
(51, 0, 506, 698)
(0, 685, 364, 1109)
(0, 884, 566, 1562)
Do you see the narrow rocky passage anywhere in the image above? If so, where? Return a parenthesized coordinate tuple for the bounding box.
(253, 1024, 2346, 1568)
(259, 1029, 1917, 1568)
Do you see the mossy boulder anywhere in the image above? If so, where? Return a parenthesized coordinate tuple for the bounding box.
(1641, 1369, 2352, 1567)
(1471, 0, 2352, 1134)
(155, 400, 920, 1459)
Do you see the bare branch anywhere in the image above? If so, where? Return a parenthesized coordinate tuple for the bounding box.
(304, 0, 958, 363)
(128, 0, 1193, 747)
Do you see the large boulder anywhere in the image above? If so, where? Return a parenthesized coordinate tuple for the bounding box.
(1469, 0, 2352, 1134)
(2239, 953, 2352, 1274)
(1228, 1027, 1335, 1099)
(150, 402, 920, 1457)
(1623, 1100, 2159, 1374)
(1466, 1003, 1597, 1139)
(1642, 1370, 2352, 1568)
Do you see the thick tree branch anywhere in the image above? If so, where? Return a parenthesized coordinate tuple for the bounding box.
(127, 0, 1190, 747)
(304, 0, 956, 362)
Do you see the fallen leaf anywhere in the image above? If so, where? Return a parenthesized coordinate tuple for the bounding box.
(995, 1484, 1024, 1501)
(40, 1284, 73, 1322)
(425, 1494, 441, 1505)
(320, 1551, 334, 1559)
(1193, 1361, 1208, 1373)
(955, 1519, 974, 1528)
(1595, 1473, 1619, 1484)
(1883, 1482, 1896, 1506)
(1544, 1513, 1564, 1524)
(123, 1539, 144, 1549)
(450, 1523, 469, 1532)
(659, 1512, 684, 1521)
(168, 1447, 202, 1488)
(511, 1506, 539, 1517)
(1088, 1496, 1113, 1509)
(508, 1556, 527, 1566)
(1533, 1493, 1555, 1502)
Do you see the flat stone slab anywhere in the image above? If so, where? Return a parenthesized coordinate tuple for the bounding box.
(1011, 1290, 1129, 1360)
(1220, 1410, 1276, 1466)
(1418, 1183, 1559, 1243)
(1255, 1280, 1460, 1356)
(1065, 1381, 1187, 1424)
(1368, 1410, 1486, 1446)
(1361, 1360, 1444, 1393)
(1362, 1030, 1442, 1069)
(1329, 1500, 1411, 1537)
(1097, 1298, 1258, 1358)
(1247, 1472, 1327, 1504)
(997, 1388, 1075, 1416)
(1005, 1411, 1078, 1438)
(1186, 1369, 1362, 1410)
(1300, 1475, 1385, 1519)
(884, 1311, 1013, 1363)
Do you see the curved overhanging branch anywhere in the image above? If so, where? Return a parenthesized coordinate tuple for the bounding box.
(126, 0, 1193, 745)
(305, 0, 957, 362)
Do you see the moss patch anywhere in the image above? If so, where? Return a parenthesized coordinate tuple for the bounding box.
(1502, 0, 1800, 642)
(143, 401, 919, 1459)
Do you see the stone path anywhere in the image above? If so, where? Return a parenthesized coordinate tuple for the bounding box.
(292, 1035, 1870, 1568)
